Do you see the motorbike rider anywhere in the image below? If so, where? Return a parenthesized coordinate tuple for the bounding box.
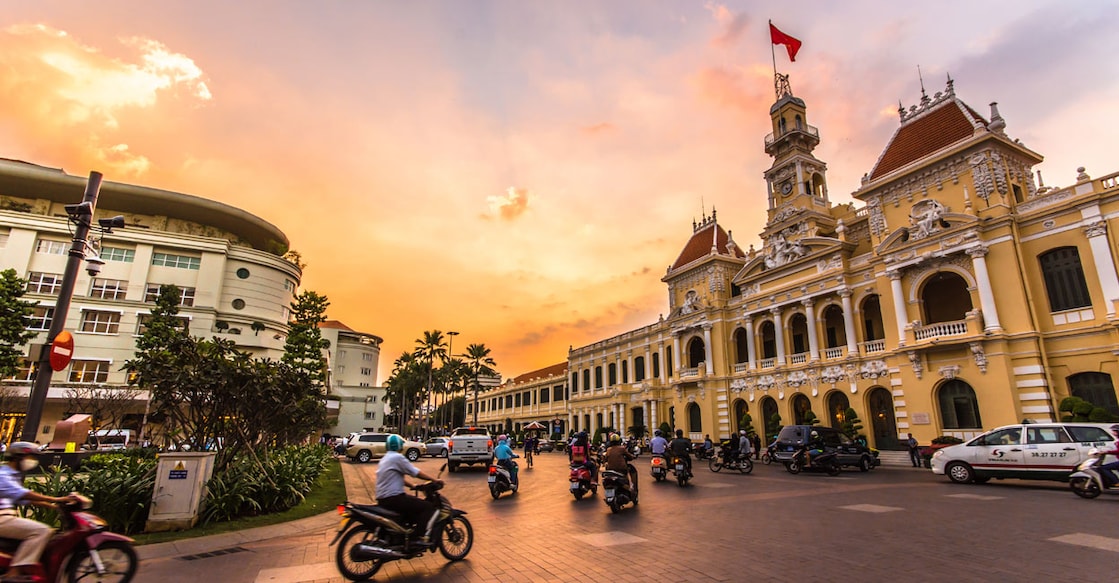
(0, 442, 80, 581)
(375, 435, 444, 545)
(649, 430, 668, 464)
(738, 430, 753, 462)
(804, 430, 825, 466)
(1095, 427, 1119, 487)
(669, 430, 693, 476)
(494, 434, 519, 488)
(603, 435, 638, 489)
(568, 431, 598, 482)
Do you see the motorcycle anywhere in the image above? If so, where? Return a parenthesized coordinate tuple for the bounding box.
(785, 447, 841, 476)
(569, 463, 598, 500)
(1069, 448, 1119, 499)
(0, 494, 138, 583)
(761, 444, 777, 465)
(649, 454, 667, 482)
(488, 461, 517, 499)
(602, 464, 639, 513)
(626, 439, 642, 458)
(710, 444, 753, 474)
(333, 464, 473, 582)
(694, 446, 715, 461)
(672, 455, 692, 487)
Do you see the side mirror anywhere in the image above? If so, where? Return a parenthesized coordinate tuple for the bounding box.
(437, 462, 447, 478)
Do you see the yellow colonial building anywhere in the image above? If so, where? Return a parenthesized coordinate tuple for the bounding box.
(470, 362, 569, 437)
(566, 75, 1119, 450)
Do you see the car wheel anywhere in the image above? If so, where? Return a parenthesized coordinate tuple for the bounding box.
(859, 457, 871, 472)
(946, 461, 975, 484)
(357, 450, 372, 464)
(441, 449, 449, 458)
(448, 462, 458, 473)
(406, 448, 420, 462)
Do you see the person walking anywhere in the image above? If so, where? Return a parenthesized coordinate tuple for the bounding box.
(752, 434, 761, 460)
(907, 433, 922, 468)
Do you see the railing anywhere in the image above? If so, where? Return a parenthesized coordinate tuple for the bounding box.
(733, 362, 749, 373)
(764, 124, 820, 147)
(759, 358, 777, 369)
(855, 207, 869, 217)
(680, 367, 700, 378)
(860, 340, 885, 354)
(914, 320, 968, 341)
(824, 347, 846, 359)
(789, 352, 808, 365)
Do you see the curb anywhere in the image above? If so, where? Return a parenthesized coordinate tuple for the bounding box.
(137, 510, 337, 561)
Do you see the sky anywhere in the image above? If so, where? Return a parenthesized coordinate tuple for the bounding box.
(3, 1, 1119, 384)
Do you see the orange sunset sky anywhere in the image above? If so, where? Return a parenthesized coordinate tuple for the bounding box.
(3, 2, 1119, 383)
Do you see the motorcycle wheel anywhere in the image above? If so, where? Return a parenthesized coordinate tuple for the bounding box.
(490, 484, 500, 499)
(785, 461, 801, 474)
(609, 501, 620, 514)
(438, 515, 474, 561)
(66, 539, 138, 583)
(739, 459, 753, 475)
(827, 463, 841, 477)
(709, 459, 723, 473)
(763, 453, 773, 465)
(1070, 477, 1102, 499)
(573, 489, 585, 500)
(654, 473, 664, 482)
(335, 525, 384, 581)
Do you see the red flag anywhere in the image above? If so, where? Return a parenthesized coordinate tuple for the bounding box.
(769, 22, 802, 62)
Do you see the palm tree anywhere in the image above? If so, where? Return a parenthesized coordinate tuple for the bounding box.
(463, 343, 497, 425)
(386, 351, 423, 434)
(414, 330, 448, 440)
(435, 357, 467, 433)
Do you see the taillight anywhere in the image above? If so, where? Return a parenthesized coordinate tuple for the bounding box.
(488, 466, 497, 475)
(336, 504, 346, 515)
(487, 440, 493, 449)
(447, 441, 453, 451)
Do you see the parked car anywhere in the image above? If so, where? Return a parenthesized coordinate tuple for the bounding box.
(931, 422, 1118, 484)
(346, 433, 426, 463)
(772, 425, 879, 471)
(424, 437, 450, 457)
(537, 439, 554, 453)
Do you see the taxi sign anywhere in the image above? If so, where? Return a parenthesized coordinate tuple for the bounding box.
(49, 331, 75, 372)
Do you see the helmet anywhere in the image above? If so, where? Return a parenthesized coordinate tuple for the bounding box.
(609, 434, 622, 446)
(6, 442, 38, 458)
(386, 434, 404, 452)
(740, 430, 747, 436)
(810, 431, 819, 439)
(497, 434, 507, 443)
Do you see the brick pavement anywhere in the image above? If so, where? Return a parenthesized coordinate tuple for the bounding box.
(136, 451, 1119, 582)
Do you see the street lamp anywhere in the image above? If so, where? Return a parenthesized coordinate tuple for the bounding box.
(445, 331, 458, 432)
(23, 171, 126, 442)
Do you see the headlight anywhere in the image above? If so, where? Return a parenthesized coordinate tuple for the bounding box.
(932, 450, 944, 459)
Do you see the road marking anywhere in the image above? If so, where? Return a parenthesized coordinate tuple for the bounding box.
(574, 531, 648, 547)
(840, 504, 903, 513)
(254, 562, 335, 583)
(945, 493, 1003, 501)
(1050, 533, 1119, 553)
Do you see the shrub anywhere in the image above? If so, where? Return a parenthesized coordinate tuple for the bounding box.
(931, 435, 964, 445)
(27, 455, 157, 535)
(201, 444, 331, 524)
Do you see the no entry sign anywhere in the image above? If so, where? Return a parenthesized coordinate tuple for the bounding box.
(49, 331, 74, 371)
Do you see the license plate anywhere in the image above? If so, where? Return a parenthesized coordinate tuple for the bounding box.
(570, 482, 579, 491)
(675, 464, 684, 471)
(488, 476, 496, 483)
(605, 488, 615, 497)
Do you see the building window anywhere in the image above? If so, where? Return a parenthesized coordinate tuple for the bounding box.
(27, 306, 54, 331)
(582, 370, 590, 392)
(232, 299, 246, 310)
(364, 411, 376, 420)
(69, 360, 110, 383)
(540, 388, 550, 404)
(515, 393, 521, 407)
(10, 359, 35, 381)
(25, 272, 63, 295)
(100, 246, 135, 262)
(634, 356, 646, 382)
(607, 363, 617, 386)
(90, 278, 128, 300)
(284, 279, 295, 291)
(79, 310, 121, 334)
(594, 366, 603, 388)
(1068, 372, 1119, 416)
(687, 402, 702, 433)
(36, 239, 68, 255)
(136, 314, 189, 335)
(570, 373, 578, 392)
(1039, 247, 1092, 313)
(554, 385, 564, 402)
(151, 252, 201, 270)
(145, 284, 195, 306)
(938, 380, 982, 429)
(236, 268, 251, 279)
(652, 353, 660, 378)
(505, 395, 513, 408)
(360, 367, 371, 376)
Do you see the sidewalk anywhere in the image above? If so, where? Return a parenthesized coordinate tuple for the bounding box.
(138, 458, 369, 562)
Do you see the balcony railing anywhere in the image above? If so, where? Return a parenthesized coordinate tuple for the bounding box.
(914, 319, 968, 341)
(789, 352, 809, 365)
(823, 346, 846, 360)
(860, 340, 886, 354)
(759, 358, 777, 369)
(733, 362, 749, 373)
(764, 124, 819, 147)
(680, 367, 700, 378)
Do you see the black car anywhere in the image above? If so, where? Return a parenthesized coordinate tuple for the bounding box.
(772, 425, 879, 472)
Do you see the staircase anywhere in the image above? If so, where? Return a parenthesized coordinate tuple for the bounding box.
(875, 450, 917, 468)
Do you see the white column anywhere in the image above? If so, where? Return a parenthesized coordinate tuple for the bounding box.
(672, 335, 681, 376)
(888, 270, 908, 347)
(644, 348, 651, 381)
(702, 325, 714, 375)
(770, 307, 786, 365)
(568, 412, 574, 434)
(1085, 221, 1119, 316)
(659, 346, 668, 383)
(803, 299, 819, 361)
(967, 246, 1002, 331)
(745, 316, 757, 370)
(840, 289, 858, 353)
(650, 400, 658, 433)
(643, 401, 650, 432)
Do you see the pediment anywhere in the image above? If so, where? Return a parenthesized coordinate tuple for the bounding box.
(733, 236, 851, 280)
(875, 212, 980, 255)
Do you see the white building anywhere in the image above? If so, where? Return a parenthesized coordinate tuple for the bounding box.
(0, 158, 301, 444)
(319, 320, 386, 437)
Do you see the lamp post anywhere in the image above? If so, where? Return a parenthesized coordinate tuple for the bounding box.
(23, 171, 114, 441)
(444, 331, 458, 432)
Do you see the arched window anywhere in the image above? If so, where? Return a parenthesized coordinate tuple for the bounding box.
(571, 372, 579, 392)
(791, 394, 812, 425)
(666, 352, 674, 377)
(652, 352, 661, 378)
(687, 337, 706, 368)
(823, 305, 845, 348)
(608, 363, 617, 386)
(687, 402, 702, 433)
(734, 328, 749, 363)
(827, 391, 850, 429)
(761, 397, 780, 439)
(733, 399, 749, 432)
(1068, 372, 1119, 416)
(621, 361, 628, 384)
(794, 114, 803, 129)
(760, 321, 777, 359)
(1040, 247, 1092, 312)
(595, 366, 603, 388)
(861, 295, 885, 341)
(938, 380, 982, 429)
(789, 313, 808, 355)
(634, 356, 646, 382)
(778, 117, 787, 135)
(922, 272, 972, 323)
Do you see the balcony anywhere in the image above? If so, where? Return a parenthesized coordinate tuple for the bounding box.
(859, 340, 886, 354)
(909, 313, 984, 344)
(733, 362, 749, 374)
(680, 367, 701, 379)
(759, 358, 777, 369)
(823, 346, 846, 360)
(789, 352, 809, 365)
(764, 124, 819, 147)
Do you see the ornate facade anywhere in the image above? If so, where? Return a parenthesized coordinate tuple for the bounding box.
(471, 362, 568, 437)
(565, 77, 1119, 449)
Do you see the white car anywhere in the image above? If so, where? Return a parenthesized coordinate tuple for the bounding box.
(931, 422, 1118, 484)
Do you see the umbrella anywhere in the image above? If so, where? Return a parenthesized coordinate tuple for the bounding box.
(523, 421, 547, 430)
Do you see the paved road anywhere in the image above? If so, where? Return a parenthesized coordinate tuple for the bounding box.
(137, 451, 1119, 582)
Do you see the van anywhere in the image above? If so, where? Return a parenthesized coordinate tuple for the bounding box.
(773, 425, 879, 471)
(88, 429, 133, 451)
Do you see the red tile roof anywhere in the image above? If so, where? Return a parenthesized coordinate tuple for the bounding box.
(318, 320, 354, 331)
(869, 101, 988, 180)
(669, 221, 744, 271)
(512, 361, 568, 383)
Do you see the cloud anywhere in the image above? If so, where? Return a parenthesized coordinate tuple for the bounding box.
(711, 11, 751, 49)
(581, 122, 615, 135)
(486, 186, 532, 221)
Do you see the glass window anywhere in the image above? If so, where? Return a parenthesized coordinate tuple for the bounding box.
(36, 239, 68, 255)
(90, 278, 128, 300)
(1067, 426, 1114, 443)
(634, 356, 646, 382)
(144, 285, 195, 307)
(1039, 247, 1092, 312)
(554, 385, 564, 402)
(977, 427, 1021, 446)
(687, 403, 702, 432)
(1068, 372, 1119, 416)
(236, 268, 250, 279)
(938, 380, 982, 429)
(232, 298, 245, 310)
(10, 359, 35, 381)
(79, 310, 121, 334)
(1026, 427, 1072, 444)
(25, 272, 63, 294)
(540, 388, 549, 403)
(27, 306, 54, 331)
(136, 314, 189, 335)
(69, 360, 110, 383)
(151, 252, 201, 270)
(100, 246, 135, 263)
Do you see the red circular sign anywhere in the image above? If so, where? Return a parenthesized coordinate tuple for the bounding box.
(49, 331, 75, 372)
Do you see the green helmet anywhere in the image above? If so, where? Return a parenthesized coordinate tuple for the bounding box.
(386, 434, 404, 452)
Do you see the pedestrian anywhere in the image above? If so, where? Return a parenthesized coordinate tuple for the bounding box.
(752, 434, 761, 460)
(907, 433, 921, 467)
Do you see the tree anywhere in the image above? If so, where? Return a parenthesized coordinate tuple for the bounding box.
(840, 407, 864, 439)
(384, 351, 425, 435)
(765, 412, 783, 442)
(64, 385, 143, 444)
(628, 424, 647, 439)
(739, 412, 756, 438)
(414, 330, 448, 439)
(434, 357, 467, 433)
(463, 343, 497, 426)
(282, 290, 331, 390)
(0, 269, 37, 379)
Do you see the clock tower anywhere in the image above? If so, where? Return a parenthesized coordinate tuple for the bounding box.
(762, 75, 831, 222)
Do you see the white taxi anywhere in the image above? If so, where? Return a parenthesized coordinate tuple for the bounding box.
(931, 422, 1118, 484)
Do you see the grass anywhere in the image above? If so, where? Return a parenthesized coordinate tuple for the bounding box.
(133, 459, 346, 546)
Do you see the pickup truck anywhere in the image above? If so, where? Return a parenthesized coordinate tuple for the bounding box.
(447, 427, 493, 472)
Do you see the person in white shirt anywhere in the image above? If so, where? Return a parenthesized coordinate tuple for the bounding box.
(375, 435, 443, 544)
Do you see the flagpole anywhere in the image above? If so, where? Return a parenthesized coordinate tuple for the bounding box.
(769, 20, 778, 99)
